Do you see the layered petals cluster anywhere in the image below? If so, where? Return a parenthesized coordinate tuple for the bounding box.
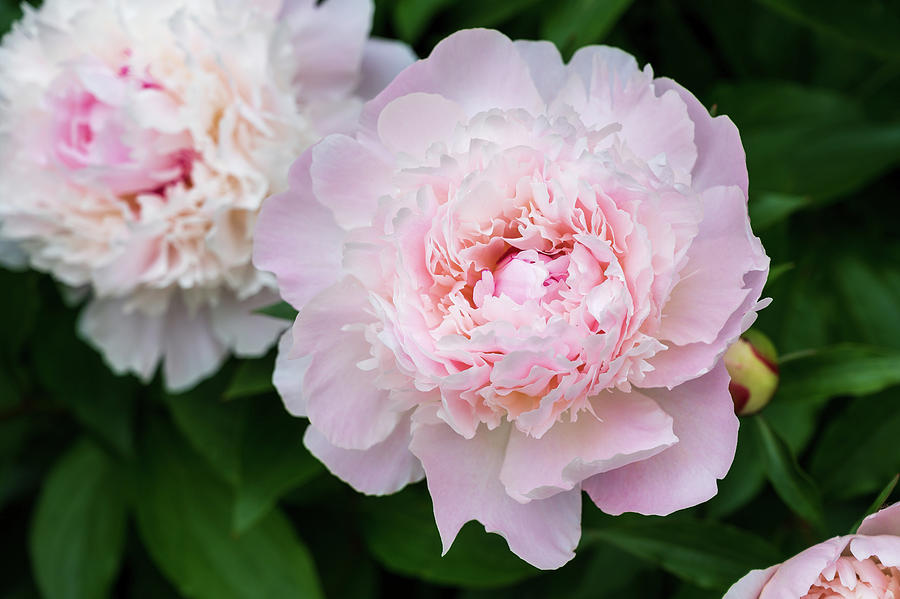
(254, 28, 769, 568)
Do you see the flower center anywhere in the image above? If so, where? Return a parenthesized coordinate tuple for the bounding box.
(491, 249, 569, 305)
(802, 556, 900, 599)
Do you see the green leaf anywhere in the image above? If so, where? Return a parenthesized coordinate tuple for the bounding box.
(541, 0, 635, 56)
(360, 487, 539, 588)
(0, 270, 39, 358)
(756, 0, 900, 60)
(713, 82, 900, 202)
(750, 192, 811, 230)
(166, 372, 248, 485)
(31, 312, 137, 457)
(765, 262, 795, 288)
(29, 439, 127, 599)
(834, 255, 900, 350)
(851, 474, 899, 533)
(393, 0, 455, 44)
(232, 396, 321, 534)
(224, 356, 275, 400)
(776, 345, 900, 406)
(134, 417, 323, 599)
(754, 415, 825, 530)
(811, 390, 900, 499)
(583, 515, 780, 590)
(253, 301, 298, 322)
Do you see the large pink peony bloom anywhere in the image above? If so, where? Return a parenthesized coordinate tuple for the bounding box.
(0, 0, 413, 391)
(726, 503, 900, 598)
(255, 28, 769, 569)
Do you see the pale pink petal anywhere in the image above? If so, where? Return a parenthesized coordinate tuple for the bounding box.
(500, 391, 677, 501)
(272, 329, 310, 417)
(654, 77, 749, 195)
(282, 0, 373, 99)
(209, 290, 288, 357)
(849, 535, 900, 569)
(410, 417, 582, 570)
(566, 46, 697, 178)
(304, 416, 424, 495)
(858, 502, 900, 537)
(644, 185, 768, 388)
(759, 538, 847, 599)
(723, 566, 779, 599)
(78, 297, 164, 383)
(512, 40, 567, 105)
(297, 278, 402, 450)
(162, 299, 229, 393)
(360, 29, 545, 132)
(253, 152, 344, 309)
(310, 134, 393, 229)
(584, 363, 738, 515)
(377, 93, 468, 157)
(356, 37, 417, 101)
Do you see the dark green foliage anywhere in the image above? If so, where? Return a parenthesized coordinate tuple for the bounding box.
(3, 0, 900, 597)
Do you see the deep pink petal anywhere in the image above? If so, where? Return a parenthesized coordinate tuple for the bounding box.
(583, 363, 738, 515)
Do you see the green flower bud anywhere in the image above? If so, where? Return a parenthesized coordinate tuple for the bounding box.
(723, 330, 779, 416)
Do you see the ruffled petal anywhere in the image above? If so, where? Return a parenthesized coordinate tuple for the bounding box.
(723, 566, 779, 599)
(500, 390, 677, 501)
(304, 416, 424, 495)
(583, 363, 738, 515)
(297, 277, 402, 450)
(410, 416, 582, 570)
(858, 502, 900, 537)
(253, 151, 345, 308)
(759, 538, 847, 599)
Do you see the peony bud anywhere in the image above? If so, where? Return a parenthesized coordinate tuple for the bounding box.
(724, 330, 779, 415)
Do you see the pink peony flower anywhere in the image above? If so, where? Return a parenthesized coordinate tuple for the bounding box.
(726, 503, 900, 598)
(0, 0, 413, 391)
(255, 28, 769, 569)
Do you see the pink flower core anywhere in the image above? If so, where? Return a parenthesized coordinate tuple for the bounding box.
(802, 556, 900, 599)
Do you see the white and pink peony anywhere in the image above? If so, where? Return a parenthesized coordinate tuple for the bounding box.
(255, 28, 769, 569)
(0, 0, 413, 390)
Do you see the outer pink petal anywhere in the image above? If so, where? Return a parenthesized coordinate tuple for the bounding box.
(253, 151, 344, 309)
(304, 416, 424, 495)
(209, 290, 288, 357)
(356, 38, 417, 101)
(409, 417, 582, 570)
(272, 329, 311, 417)
(360, 29, 545, 133)
(512, 40, 567, 105)
(858, 502, 900, 536)
(849, 535, 900, 569)
(566, 46, 697, 178)
(583, 363, 738, 515)
(644, 185, 768, 389)
(296, 277, 402, 450)
(377, 93, 468, 157)
(759, 537, 847, 599)
(723, 566, 779, 599)
(654, 77, 749, 195)
(310, 134, 393, 229)
(500, 391, 677, 501)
